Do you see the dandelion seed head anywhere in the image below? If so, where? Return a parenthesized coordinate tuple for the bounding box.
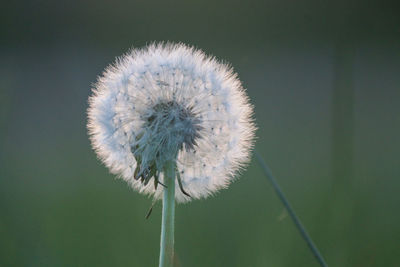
(87, 43, 256, 202)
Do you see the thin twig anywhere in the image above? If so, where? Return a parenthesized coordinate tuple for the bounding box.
(255, 151, 328, 267)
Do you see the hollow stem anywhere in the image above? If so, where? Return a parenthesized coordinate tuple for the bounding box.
(255, 151, 328, 267)
(159, 161, 176, 267)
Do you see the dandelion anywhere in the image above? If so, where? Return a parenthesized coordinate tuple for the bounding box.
(87, 43, 256, 267)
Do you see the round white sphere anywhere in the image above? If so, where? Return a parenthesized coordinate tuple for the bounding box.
(87, 43, 256, 203)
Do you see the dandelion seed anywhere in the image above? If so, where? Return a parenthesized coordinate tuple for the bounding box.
(87, 43, 256, 203)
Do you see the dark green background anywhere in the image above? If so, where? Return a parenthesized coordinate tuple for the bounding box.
(1, 0, 399, 266)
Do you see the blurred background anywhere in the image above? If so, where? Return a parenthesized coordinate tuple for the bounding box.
(1, 0, 399, 266)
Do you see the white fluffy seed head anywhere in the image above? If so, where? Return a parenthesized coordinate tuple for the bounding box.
(87, 43, 256, 203)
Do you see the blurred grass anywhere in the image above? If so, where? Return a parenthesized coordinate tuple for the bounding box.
(1, 43, 399, 266)
(0, 0, 399, 265)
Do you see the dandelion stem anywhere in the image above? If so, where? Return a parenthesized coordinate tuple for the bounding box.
(255, 151, 328, 267)
(159, 161, 176, 267)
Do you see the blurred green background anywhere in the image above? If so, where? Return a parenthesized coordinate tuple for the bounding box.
(1, 0, 399, 266)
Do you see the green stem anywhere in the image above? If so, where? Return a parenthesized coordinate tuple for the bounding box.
(159, 161, 176, 267)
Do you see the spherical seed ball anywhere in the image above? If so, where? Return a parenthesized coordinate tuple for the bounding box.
(87, 43, 256, 203)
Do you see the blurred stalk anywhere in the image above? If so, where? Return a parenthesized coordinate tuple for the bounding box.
(325, 40, 356, 264)
(159, 161, 176, 267)
(255, 152, 328, 267)
(332, 41, 355, 190)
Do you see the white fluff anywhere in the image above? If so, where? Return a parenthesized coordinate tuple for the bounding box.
(87, 43, 256, 203)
